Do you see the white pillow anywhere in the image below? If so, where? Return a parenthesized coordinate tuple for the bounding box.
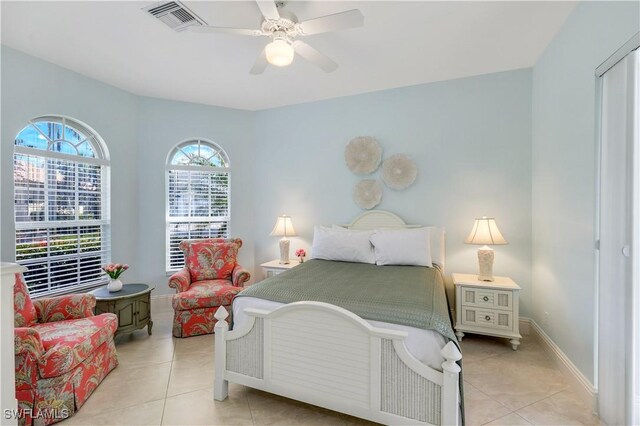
(369, 228, 432, 267)
(426, 226, 444, 268)
(311, 226, 376, 264)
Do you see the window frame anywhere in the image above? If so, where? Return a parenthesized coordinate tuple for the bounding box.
(165, 138, 231, 273)
(13, 115, 111, 297)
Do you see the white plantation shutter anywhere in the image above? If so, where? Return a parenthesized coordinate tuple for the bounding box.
(15, 225, 109, 296)
(166, 140, 230, 271)
(13, 116, 110, 297)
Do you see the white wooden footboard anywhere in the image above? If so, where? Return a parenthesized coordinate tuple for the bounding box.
(214, 302, 461, 426)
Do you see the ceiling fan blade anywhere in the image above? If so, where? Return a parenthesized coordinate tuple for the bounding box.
(188, 26, 262, 36)
(256, 0, 280, 20)
(250, 48, 269, 75)
(297, 9, 364, 35)
(293, 41, 338, 73)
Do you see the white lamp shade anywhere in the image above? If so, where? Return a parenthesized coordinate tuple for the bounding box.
(265, 39, 294, 67)
(270, 215, 297, 237)
(464, 217, 507, 245)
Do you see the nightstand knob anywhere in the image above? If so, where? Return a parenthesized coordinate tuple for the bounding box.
(482, 296, 489, 302)
(484, 315, 491, 321)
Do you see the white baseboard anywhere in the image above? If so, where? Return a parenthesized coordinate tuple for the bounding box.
(520, 317, 598, 413)
(151, 294, 173, 313)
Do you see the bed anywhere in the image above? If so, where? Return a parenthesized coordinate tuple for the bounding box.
(213, 210, 462, 425)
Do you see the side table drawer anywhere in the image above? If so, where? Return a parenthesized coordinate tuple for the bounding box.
(461, 307, 513, 330)
(265, 269, 284, 278)
(461, 287, 512, 311)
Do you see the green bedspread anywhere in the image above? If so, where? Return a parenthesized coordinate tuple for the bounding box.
(237, 259, 457, 343)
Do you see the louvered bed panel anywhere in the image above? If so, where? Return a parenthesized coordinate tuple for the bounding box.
(214, 302, 461, 425)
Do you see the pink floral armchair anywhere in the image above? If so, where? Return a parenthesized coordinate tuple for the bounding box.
(13, 273, 118, 426)
(169, 238, 251, 338)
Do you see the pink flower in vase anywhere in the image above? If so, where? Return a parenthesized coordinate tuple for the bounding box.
(102, 262, 130, 280)
(295, 249, 306, 263)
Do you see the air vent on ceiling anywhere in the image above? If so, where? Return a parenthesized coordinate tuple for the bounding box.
(143, 1, 207, 32)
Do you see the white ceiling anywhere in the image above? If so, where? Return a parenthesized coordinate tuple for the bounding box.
(1, 1, 577, 111)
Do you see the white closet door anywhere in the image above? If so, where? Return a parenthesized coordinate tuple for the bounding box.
(632, 49, 640, 426)
(598, 49, 638, 426)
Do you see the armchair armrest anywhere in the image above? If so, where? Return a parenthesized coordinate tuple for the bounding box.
(169, 268, 192, 293)
(33, 294, 96, 323)
(15, 327, 44, 358)
(232, 264, 251, 287)
(15, 328, 44, 389)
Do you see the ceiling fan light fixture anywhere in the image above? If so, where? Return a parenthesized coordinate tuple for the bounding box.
(186, 0, 364, 74)
(265, 38, 294, 67)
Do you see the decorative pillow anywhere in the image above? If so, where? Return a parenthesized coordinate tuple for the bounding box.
(180, 239, 241, 282)
(369, 228, 432, 267)
(311, 226, 376, 264)
(14, 273, 37, 327)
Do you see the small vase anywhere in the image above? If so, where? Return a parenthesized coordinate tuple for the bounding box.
(299, 257, 304, 263)
(107, 278, 123, 292)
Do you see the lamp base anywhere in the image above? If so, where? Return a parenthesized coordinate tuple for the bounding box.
(279, 238, 290, 264)
(477, 246, 494, 282)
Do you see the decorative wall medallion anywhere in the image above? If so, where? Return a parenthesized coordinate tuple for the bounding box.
(382, 154, 417, 190)
(345, 136, 382, 175)
(353, 179, 382, 210)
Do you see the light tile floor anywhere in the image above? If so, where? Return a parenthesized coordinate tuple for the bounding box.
(60, 311, 602, 425)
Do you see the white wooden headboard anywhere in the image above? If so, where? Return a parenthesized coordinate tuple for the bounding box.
(341, 210, 446, 272)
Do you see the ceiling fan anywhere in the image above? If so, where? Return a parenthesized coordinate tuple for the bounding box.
(188, 0, 364, 74)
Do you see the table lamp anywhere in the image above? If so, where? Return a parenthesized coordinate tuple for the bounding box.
(464, 217, 508, 281)
(270, 215, 297, 264)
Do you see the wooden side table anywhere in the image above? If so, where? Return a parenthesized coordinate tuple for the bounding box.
(90, 283, 154, 336)
(452, 273, 522, 350)
(260, 259, 301, 279)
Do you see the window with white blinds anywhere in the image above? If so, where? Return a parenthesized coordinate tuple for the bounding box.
(14, 116, 110, 297)
(166, 139, 230, 271)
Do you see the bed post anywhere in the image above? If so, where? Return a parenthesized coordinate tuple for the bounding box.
(213, 306, 229, 401)
(440, 341, 462, 425)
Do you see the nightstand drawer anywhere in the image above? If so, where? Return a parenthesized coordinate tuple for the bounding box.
(265, 269, 285, 278)
(461, 307, 513, 330)
(461, 287, 512, 311)
(261, 260, 300, 281)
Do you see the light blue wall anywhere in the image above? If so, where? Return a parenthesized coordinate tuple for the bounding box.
(1, 47, 141, 283)
(1, 46, 533, 310)
(0, 47, 256, 295)
(254, 70, 533, 313)
(136, 98, 256, 295)
(531, 1, 640, 382)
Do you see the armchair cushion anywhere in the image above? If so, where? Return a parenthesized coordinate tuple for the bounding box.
(14, 273, 37, 327)
(33, 294, 96, 323)
(33, 313, 117, 378)
(172, 280, 242, 311)
(180, 238, 242, 282)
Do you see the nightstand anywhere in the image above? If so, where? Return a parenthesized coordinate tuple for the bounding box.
(260, 259, 300, 279)
(452, 273, 522, 350)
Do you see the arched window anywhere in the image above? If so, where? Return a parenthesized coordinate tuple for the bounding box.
(14, 116, 110, 296)
(166, 139, 230, 271)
